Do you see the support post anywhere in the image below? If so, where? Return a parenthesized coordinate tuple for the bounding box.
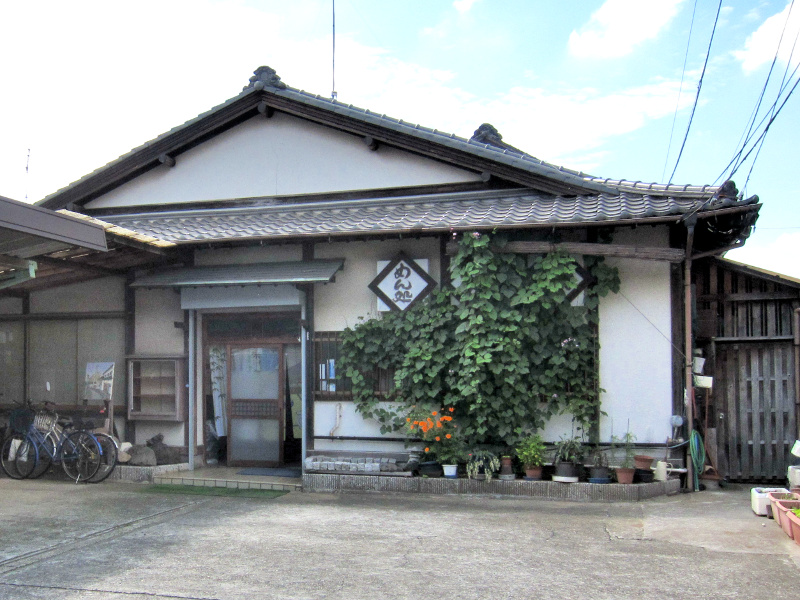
(300, 291, 308, 471)
(188, 308, 196, 470)
(794, 308, 800, 439)
(684, 217, 696, 490)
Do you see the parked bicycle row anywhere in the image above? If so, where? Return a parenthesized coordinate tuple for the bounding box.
(0, 401, 117, 483)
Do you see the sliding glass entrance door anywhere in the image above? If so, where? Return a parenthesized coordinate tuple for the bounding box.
(227, 346, 282, 466)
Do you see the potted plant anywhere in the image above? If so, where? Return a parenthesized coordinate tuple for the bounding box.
(466, 449, 500, 481)
(612, 432, 636, 484)
(588, 446, 611, 483)
(408, 406, 461, 478)
(515, 434, 546, 480)
(552, 436, 583, 482)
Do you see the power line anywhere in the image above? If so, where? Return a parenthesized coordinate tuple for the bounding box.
(668, 0, 723, 184)
(662, 0, 698, 183)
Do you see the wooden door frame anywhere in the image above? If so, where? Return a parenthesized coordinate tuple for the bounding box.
(201, 311, 302, 467)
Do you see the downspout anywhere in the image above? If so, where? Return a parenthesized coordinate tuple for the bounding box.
(300, 291, 308, 472)
(683, 216, 697, 490)
(188, 308, 196, 470)
(794, 308, 800, 439)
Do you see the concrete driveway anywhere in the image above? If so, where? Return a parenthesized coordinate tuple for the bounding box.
(1, 479, 799, 600)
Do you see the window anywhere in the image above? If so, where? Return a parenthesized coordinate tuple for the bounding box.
(314, 332, 396, 400)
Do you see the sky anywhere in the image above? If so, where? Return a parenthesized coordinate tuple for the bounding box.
(0, 0, 798, 277)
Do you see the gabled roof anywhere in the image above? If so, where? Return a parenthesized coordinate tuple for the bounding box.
(38, 66, 725, 210)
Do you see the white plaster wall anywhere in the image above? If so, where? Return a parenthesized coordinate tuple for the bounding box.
(194, 244, 302, 266)
(314, 401, 406, 440)
(134, 288, 185, 355)
(313, 238, 441, 331)
(0, 297, 23, 314)
(30, 277, 125, 313)
(597, 257, 673, 444)
(85, 114, 480, 208)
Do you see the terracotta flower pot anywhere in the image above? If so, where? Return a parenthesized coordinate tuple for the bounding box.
(500, 456, 514, 476)
(633, 455, 654, 470)
(775, 500, 800, 538)
(615, 467, 635, 484)
(524, 466, 543, 480)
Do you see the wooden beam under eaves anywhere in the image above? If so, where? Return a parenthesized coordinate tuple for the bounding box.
(257, 101, 275, 118)
(445, 240, 686, 263)
(363, 136, 379, 151)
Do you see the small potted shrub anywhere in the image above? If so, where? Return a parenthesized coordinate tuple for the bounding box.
(553, 436, 583, 482)
(515, 434, 546, 480)
(612, 432, 636, 484)
(588, 446, 611, 483)
(466, 449, 500, 481)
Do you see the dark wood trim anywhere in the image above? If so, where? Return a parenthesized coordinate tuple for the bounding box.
(450, 240, 686, 262)
(697, 292, 800, 302)
(32, 255, 125, 278)
(158, 154, 176, 168)
(712, 335, 794, 343)
(362, 136, 379, 151)
(0, 311, 126, 322)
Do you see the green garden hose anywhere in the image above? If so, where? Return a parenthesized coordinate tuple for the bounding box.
(690, 430, 705, 491)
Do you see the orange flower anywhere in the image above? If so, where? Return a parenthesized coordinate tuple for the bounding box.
(424, 447, 430, 453)
(436, 422, 442, 428)
(432, 411, 438, 416)
(406, 418, 411, 422)
(448, 407, 454, 412)
(435, 436, 441, 442)
(446, 434, 451, 439)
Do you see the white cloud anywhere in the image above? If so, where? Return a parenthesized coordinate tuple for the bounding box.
(453, 0, 481, 14)
(569, 0, 686, 59)
(725, 231, 800, 279)
(734, 1, 800, 73)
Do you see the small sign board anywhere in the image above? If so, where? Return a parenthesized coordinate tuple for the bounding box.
(369, 253, 436, 312)
(84, 362, 115, 402)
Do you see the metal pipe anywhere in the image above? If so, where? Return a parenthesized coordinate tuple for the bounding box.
(188, 308, 196, 470)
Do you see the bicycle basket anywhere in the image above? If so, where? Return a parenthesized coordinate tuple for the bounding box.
(9, 408, 34, 434)
(33, 409, 58, 431)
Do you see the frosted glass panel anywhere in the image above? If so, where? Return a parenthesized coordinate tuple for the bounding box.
(230, 348, 279, 399)
(0, 322, 24, 404)
(230, 418, 280, 461)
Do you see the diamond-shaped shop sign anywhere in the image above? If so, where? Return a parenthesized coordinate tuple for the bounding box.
(368, 253, 436, 312)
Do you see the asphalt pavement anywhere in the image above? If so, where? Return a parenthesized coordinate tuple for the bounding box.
(1, 478, 799, 599)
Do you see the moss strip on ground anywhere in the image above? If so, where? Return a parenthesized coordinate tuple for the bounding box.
(141, 484, 289, 499)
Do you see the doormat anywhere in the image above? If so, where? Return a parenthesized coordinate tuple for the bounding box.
(238, 467, 302, 478)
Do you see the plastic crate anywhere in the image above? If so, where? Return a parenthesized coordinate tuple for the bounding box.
(751, 487, 788, 516)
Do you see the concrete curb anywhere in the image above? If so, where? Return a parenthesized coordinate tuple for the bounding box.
(302, 473, 681, 501)
(106, 463, 191, 483)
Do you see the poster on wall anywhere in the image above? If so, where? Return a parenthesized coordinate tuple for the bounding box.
(84, 362, 115, 401)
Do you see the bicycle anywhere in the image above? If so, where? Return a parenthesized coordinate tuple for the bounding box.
(0, 403, 36, 480)
(5, 403, 104, 482)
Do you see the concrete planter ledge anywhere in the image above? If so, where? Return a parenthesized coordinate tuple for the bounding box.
(107, 463, 191, 483)
(303, 473, 681, 501)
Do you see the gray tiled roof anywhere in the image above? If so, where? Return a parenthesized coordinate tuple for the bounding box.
(102, 188, 756, 244)
(39, 67, 723, 208)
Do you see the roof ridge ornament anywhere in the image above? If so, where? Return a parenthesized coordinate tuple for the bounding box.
(470, 123, 527, 155)
(245, 66, 287, 91)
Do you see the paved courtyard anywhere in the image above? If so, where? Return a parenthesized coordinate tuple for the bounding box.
(1, 478, 799, 599)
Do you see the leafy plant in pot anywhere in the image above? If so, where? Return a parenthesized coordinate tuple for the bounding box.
(515, 434, 546, 480)
(612, 432, 636, 484)
(466, 449, 501, 481)
(409, 406, 462, 478)
(553, 436, 583, 482)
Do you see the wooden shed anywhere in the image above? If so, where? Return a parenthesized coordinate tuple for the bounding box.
(693, 257, 800, 482)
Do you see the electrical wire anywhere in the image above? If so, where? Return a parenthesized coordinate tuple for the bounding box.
(668, 0, 723, 184)
(662, 0, 698, 183)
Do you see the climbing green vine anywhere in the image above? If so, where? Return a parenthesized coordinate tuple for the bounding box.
(339, 232, 620, 446)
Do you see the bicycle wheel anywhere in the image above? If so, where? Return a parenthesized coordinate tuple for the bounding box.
(1, 434, 27, 479)
(61, 431, 102, 482)
(88, 433, 118, 483)
(13, 434, 39, 479)
(27, 432, 56, 479)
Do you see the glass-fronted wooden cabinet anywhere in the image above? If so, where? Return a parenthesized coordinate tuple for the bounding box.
(127, 356, 187, 421)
